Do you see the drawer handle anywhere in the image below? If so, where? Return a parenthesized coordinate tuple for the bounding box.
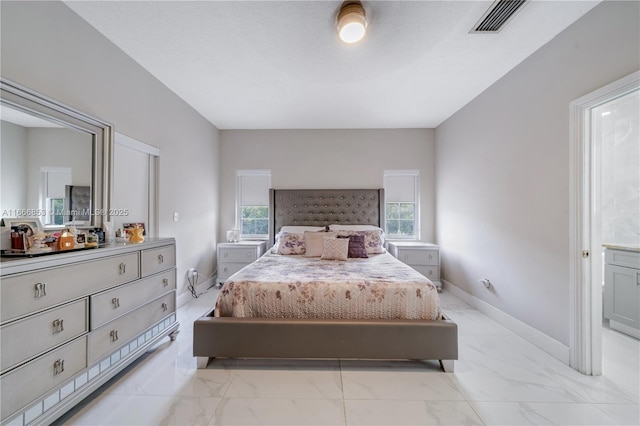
(428, 254, 433, 260)
(52, 319, 64, 334)
(223, 252, 228, 258)
(34, 282, 47, 298)
(110, 330, 119, 342)
(223, 267, 228, 273)
(162, 278, 169, 287)
(246, 253, 251, 258)
(161, 302, 168, 312)
(158, 254, 164, 264)
(112, 297, 120, 308)
(119, 263, 127, 275)
(637, 271, 640, 285)
(53, 359, 65, 375)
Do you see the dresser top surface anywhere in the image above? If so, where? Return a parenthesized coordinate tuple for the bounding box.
(387, 241, 439, 249)
(218, 241, 266, 248)
(1, 237, 175, 275)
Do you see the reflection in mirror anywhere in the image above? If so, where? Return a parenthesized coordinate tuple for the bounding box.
(1, 78, 113, 234)
(1, 104, 93, 227)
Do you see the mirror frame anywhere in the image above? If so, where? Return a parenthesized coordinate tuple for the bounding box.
(1, 77, 113, 228)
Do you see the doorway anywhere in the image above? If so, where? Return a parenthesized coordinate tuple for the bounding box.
(569, 70, 639, 376)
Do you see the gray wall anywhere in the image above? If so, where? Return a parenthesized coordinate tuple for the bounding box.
(435, 0, 640, 346)
(219, 129, 435, 244)
(1, 1, 220, 300)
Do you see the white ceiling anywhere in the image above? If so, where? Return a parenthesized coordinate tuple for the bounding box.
(64, 0, 600, 130)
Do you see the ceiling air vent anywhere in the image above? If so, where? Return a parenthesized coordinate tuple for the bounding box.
(471, 0, 527, 33)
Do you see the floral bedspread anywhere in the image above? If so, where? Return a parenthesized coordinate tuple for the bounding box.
(214, 252, 441, 320)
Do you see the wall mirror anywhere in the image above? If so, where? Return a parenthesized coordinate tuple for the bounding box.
(0, 78, 113, 229)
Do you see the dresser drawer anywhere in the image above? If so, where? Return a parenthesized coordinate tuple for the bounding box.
(218, 262, 250, 281)
(141, 245, 176, 277)
(1, 336, 87, 420)
(605, 249, 640, 269)
(91, 269, 176, 329)
(218, 246, 259, 263)
(1, 299, 87, 374)
(88, 291, 175, 364)
(397, 249, 439, 266)
(1, 253, 140, 324)
(411, 265, 440, 282)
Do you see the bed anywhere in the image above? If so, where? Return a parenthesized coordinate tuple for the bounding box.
(193, 189, 458, 371)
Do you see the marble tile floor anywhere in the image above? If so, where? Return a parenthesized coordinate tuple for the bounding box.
(54, 289, 639, 426)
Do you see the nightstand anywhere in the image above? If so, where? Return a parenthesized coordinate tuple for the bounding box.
(387, 241, 441, 291)
(217, 241, 267, 286)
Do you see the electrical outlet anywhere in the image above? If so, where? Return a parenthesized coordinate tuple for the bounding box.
(480, 278, 491, 289)
(187, 268, 196, 279)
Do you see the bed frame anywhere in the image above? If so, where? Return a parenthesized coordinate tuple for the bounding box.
(193, 188, 458, 371)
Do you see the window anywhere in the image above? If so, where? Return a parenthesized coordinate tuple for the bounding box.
(236, 170, 271, 239)
(384, 170, 419, 239)
(40, 167, 71, 226)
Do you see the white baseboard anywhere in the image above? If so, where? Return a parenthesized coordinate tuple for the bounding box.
(177, 275, 216, 308)
(443, 280, 570, 365)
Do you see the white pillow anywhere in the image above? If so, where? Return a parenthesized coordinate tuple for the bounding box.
(303, 231, 335, 257)
(279, 225, 326, 234)
(321, 236, 349, 261)
(328, 224, 382, 231)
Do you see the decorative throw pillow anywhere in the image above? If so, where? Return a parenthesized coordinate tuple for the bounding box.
(321, 236, 349, 261)
(336, 229, 385, 254)
(303, 231, 335, 257)
(276, 233, 306, 255)
(337, 234, 368, 258)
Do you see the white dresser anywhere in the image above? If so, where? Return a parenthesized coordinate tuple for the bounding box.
(603, 244, 640, 339)
(0, 238, 179, 425)
(387, 241, 441, 291)
(217, 241, 267, 286)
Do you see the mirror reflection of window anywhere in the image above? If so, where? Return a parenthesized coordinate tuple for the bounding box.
(40, 167, 71, 225)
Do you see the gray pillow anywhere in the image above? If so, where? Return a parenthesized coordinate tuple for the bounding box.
(337, 234, 368, 258)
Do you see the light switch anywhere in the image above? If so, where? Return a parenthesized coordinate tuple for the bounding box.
(173, 211, 179, 222)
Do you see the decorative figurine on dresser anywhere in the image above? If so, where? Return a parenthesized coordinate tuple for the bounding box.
(0, 237, 179, 425)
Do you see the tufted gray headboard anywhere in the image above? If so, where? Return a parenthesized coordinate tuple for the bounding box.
(268, 188, 385, 245)
(65, 185, 91, 222)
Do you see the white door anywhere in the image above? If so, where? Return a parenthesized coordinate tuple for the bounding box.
(569, 71, 639, 375)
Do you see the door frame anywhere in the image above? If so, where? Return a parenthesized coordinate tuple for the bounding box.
(569, 70, 639, 375)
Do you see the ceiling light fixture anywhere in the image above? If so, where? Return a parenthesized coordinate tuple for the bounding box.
(337, 1, 367, 44)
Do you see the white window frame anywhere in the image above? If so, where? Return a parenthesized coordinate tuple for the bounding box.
(236, 169, 271, 240)
(39, 166, 71, 226)
(384, 170, 420, 240)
